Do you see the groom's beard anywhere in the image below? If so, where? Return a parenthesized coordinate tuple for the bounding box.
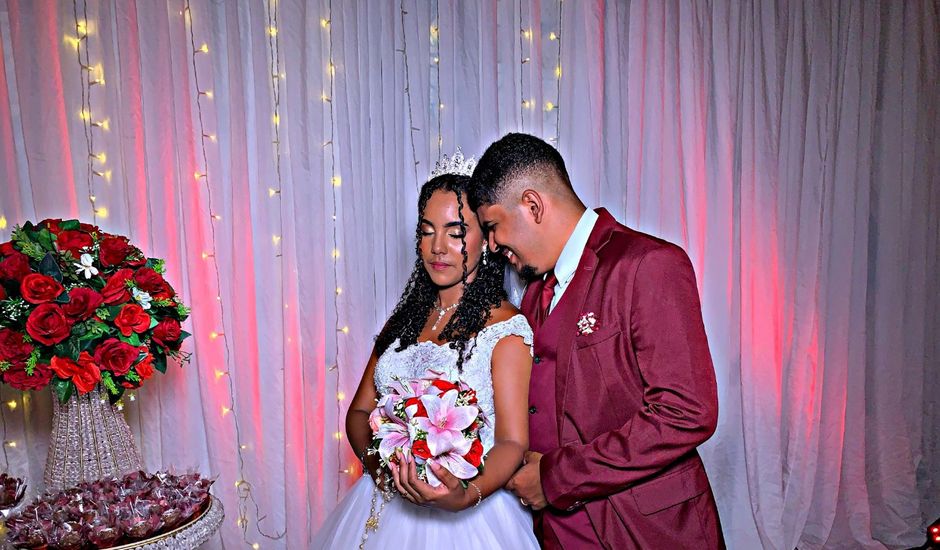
(519, 264, 539, 282)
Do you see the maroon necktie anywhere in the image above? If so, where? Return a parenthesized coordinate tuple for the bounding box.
(534, 271, 558, 329)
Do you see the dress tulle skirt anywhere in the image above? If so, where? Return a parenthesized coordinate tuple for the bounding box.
(313, 476, 540, 549)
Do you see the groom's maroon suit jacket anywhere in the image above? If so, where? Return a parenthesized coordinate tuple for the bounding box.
(521, 209, 724, 549)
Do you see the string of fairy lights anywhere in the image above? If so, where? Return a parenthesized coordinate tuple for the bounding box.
(320, 0, 353, 497)
(182, 0, 282, 545)
(399, 0, 421, 191)
(518, 2, 563, 141)
(431, 1, 443, 159)
(67, 0, 111, 224)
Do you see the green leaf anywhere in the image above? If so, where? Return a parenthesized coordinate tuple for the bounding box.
(59, 220, 80, 231)
(0, 361, 10, 372)
(107, 305, 124, 319)
(149, 317, 159, 330)
(39, 252, 63, 282)
(35, 228, 56, 251)
(153, 351, 168, 374)
(53, 378, 74, 404)
(119, 333, 141, 347)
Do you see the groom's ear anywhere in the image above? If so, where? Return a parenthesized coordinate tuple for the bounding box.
(521, 189, 545, 224)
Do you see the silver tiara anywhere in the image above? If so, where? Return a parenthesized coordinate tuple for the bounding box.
(429, 148, 477, 179)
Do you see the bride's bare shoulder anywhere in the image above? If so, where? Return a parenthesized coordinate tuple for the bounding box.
(484, 300, 523, 327)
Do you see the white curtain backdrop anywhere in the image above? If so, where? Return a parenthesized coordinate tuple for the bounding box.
(0, 1, 938, 548)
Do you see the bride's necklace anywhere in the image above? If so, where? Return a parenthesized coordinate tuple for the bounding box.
(431, 299, 459, 330)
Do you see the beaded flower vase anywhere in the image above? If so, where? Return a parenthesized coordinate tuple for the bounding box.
(43, 385, 142, 491)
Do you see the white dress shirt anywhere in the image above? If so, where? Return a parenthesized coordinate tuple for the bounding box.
(547, 208, 599, 314)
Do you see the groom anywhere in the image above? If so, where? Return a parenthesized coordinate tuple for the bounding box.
(469, 133, 724, 549)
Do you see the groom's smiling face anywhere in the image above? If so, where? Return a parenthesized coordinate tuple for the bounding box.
(477, 198, 544, 281)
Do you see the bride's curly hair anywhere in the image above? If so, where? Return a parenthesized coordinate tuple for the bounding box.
(375, 174, 507, 371)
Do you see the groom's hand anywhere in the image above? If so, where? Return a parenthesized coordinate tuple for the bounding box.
(507, 451, 547, 510)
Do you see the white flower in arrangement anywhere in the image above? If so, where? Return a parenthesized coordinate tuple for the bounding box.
(73, 253, 99, 279)
(577, 312, 599, 335)
(132, 287, 153, 310)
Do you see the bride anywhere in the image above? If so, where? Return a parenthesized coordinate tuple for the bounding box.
(313, 153, 539, 549)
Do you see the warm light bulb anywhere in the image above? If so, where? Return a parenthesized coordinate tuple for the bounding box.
(200, 90, 214, 99)
(240, 444, 248, 450)
(201, 252, 211, 260)
(272, 235, 281, 245)
(341, 326, 349, 334)
(212, 214, 222, 220)
(94, 152, 107, 163)
(79, 108, 91, 121)
(252, 544, 260, 550)
(92, 119, 110, 130)
(549, 32, 558, 41)
(522, 57, 531, 64)
(221, 406, 231, 416)
(321, 92, 331, 102)
(272, 113, 280, 126)
(76, 19, 88, 37)
(268, 187, 279, 197)
(333, 431, 343, 440)
(0, 215, 6, 230)
(320, 18, 330, 28)
(6, 400, 16, 410)
(89, 195, 96, 202)
(335, 287, 342, 295)
(555, 65, 562, 78)
(95, 207, 109, 219)
(199, 43, 209, 53)
(331, 248, 341, 259)
(430, 25, 439, 39)
(433, 56, 440, 64)
(64, 35, 81, 50)
(102, 169, 112, 182)
(194, 171, 205, 180)
(327, 63, 335, 76)
(439, 103, 445, 110)
(268, 26, 278, 37)
(5, 441, 16, 448)
(210, 331, 221, 340)
(215, 370, 227, 380)
(523, 28, 532, 39)
(545, 101, 555, 111)
(337, 391, 346, 400)
(331, 176, 342, 187)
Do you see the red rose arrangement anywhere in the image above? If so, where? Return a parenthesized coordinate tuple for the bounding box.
(368, 370, 488, 487)
(0, 219, 190, 403)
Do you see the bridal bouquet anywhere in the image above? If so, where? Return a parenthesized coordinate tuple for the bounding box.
(0, 219, 190, 403)
(369, 370, 487, 487)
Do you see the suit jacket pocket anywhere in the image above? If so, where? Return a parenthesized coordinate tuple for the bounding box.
(575, 321, 622, 349)
(628, 460, 710, 515)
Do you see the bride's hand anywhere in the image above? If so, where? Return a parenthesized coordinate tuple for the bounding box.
(389, 450, 470, 512)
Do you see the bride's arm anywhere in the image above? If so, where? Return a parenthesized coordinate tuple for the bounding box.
(466, 334, 532, 499)
(345, 347, 382, 482)
(391, 334, 532, 511)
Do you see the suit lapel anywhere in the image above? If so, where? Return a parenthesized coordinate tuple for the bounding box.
(551, 209, 620, 433)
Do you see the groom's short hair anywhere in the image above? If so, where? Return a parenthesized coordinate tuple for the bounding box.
(468, 133, 572, 209)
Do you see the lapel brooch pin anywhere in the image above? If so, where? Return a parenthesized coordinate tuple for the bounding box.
(577, 312, 598, 335)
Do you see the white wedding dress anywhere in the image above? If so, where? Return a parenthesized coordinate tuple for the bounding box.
(313, 314, 540, 549)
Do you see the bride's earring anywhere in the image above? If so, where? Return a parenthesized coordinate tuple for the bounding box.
(482, 242, 488, 266)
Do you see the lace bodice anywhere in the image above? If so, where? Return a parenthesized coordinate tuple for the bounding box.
(374, 314, 533, 453)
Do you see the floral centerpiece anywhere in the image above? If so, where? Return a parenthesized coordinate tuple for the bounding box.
(0, 218, 191, 490)
(0, 218, 190, 403)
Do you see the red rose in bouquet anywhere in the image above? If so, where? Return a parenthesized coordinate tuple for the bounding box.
(411, 440, 433, 460)
(152, 319, 182, 352)
(0, 329, 33, 363)
(50, 352, 101, 395)
(25, 304, 72, 345)
(101, 268, 134, 305)
(114, 304, 151, 337)
(98, 235, 133, 267)
(19, 273, 64, 304)
(55, 230, 93, 258)
(462, 439, 484, 468)
(94, 338, 140, 377)
(134, 353, 155, 381)
(134, 268, 173, 300)
(0, 252, 30, 282)
(62, 287, 104, 321)
(3, 361, 53, 391)
(0, 219, 191, 402)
